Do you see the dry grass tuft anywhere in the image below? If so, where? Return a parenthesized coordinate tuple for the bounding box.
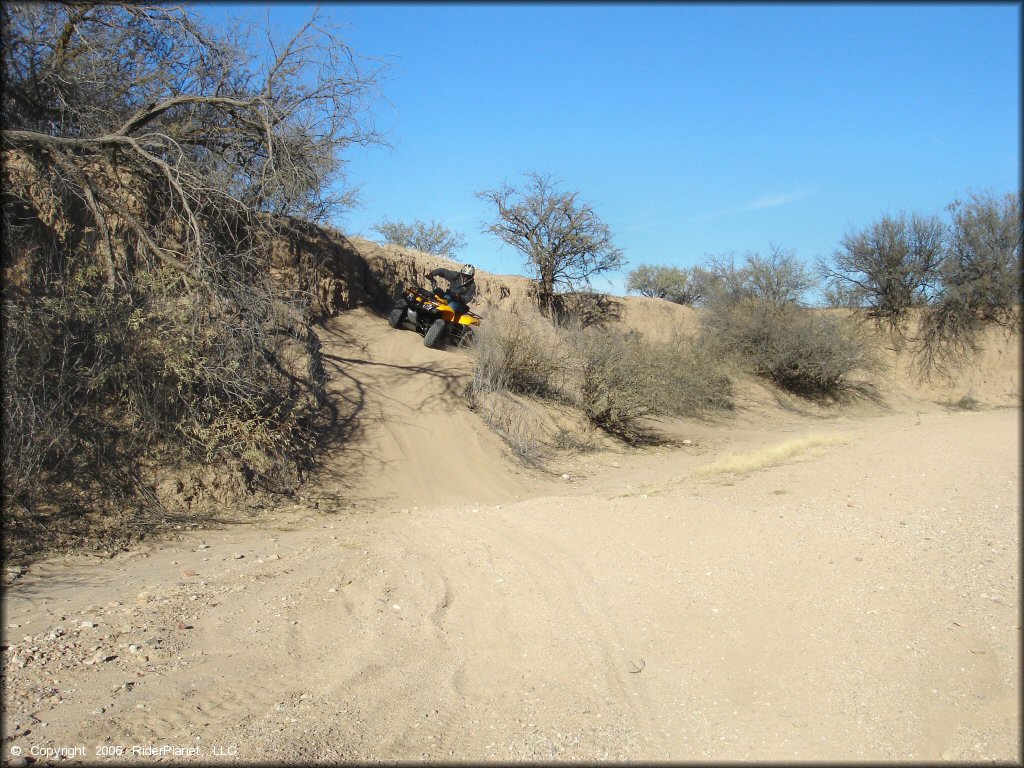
(691, 433, 852, 480)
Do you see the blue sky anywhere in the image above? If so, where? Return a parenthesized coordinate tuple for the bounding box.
(198, 3, 1020, 296)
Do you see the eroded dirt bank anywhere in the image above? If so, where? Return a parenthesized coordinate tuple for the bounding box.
(2, 307, 1019, 764)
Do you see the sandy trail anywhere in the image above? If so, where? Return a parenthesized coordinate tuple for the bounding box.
(313, 309, 540, 507)
(2, 310, 1019, 763)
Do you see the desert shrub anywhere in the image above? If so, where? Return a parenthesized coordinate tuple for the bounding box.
(744, 247, 817, 306)
(821, 281, 863, 309)
(945, 394, 981, 411)
(815, 192, 1020, 379)
(941, 191, 1021, 317)
(469, 305, 734, 447)
(561, 325, 657, 440)
(468, 307, 564, 397)
(548, 290, 623, 327)
(1, 241, 329, 554)
(466, 307, 563, 463)
(654, 333, 736, 416)
(562, 325, 733, 440)
(911, 192, 1022, 378)
(701, 299, 882, 399)
(466, 389, 548, 466)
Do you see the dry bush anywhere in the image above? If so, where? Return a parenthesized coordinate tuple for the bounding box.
(561, 325, 658, 440)
(561, 324, 733, 441)
(817, 212, 945, 338)
(699, 246, 816, 307)
(465, 308, 563, 464)
(1, 3, 378, 556)
(626, 264, 706, 305)
(701, 300, 882, 400)
(911, 192, 1021, 380)
(466, 389, 548, 466)
(371, 217, 466, 257)
(468, 306, 565, 397)
(910, 298, 988, 379)
(654, 333, 736, 417)
(1, 241, 330, 556)
(548, 291, 623, 328)
(469, 304, 733, 448)
(818, 193, 1019, 378)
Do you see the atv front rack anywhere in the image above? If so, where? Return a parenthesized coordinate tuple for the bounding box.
(404, 286, 437, 305)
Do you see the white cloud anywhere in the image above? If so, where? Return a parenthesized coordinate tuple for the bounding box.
(742, 186, 821, 212)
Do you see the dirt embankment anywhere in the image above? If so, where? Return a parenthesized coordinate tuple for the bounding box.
(277, 230, 1020, 413)
(268, 225, 538, 320)
(2, 236, 1020, 764)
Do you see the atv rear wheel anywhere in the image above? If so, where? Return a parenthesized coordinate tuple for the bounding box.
(388, 302, 406, 329)
(423, 318, 446, 348)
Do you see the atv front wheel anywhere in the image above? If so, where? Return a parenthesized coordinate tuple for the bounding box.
(388, 302, 406, 329)
(423, 318, 446, 348)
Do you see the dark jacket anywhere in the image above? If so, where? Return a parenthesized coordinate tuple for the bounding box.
(428, 268, 477, 304)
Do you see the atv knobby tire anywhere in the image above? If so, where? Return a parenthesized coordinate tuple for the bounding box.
(388, 303, 406, 329)
(424, 318, 446, 348)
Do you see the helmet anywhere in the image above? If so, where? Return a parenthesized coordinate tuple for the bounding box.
(460, 264, 475, 279)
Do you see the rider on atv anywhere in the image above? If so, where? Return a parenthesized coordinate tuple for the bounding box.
(427, 264, 477, 317)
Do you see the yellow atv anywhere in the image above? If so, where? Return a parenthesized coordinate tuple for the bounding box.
(388, 280, 481, 348)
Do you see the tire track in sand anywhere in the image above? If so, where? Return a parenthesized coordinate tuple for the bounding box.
(367, 505, 661, 760)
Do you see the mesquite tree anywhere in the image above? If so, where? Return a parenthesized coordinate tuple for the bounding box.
(477, 172, 624, 313)
(626, 264, 705, 305)
(372, 217, 466, 256)
(913, 191, 1022, 377)
(699, 246, 815, 308)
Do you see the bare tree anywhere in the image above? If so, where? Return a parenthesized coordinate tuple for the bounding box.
(816, 212, 945, 336)
(697, 253, 748, 306)
(912, 191, 1022, 377)
(941, 191, 1021, 323)
(743, 245, 816, 306)
(477, 172, 624, 312)
(372, 217, 466, 256)
(698, 246, 814, 307)
(821, 282, 863, 309)
(2, 3, 383, 240)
